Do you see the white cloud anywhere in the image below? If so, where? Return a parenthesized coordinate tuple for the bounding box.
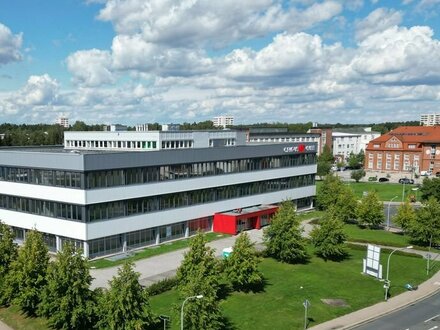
(223, 32, 327, 82)
(97, 0, 342, 48)
(0, 22, 23, 65)
(350, 26, 440, 85)
(66, 49, 114, 86)
(355, 8, 402, 41)
(18, 74, 59, 106)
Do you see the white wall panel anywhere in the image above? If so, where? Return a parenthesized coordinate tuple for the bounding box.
(85, 185, 315, 240)
(0, 181, 86, 204)
(0, 209, 87, 240)
(85, 165, 317, 204)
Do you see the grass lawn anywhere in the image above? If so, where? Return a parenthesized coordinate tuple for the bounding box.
(344, 224, 415, 248)
(0, 305, 48, 330)
(316, 181, 419, 201)
(150, 245, 427, 330)
(89, 232, 230, 269)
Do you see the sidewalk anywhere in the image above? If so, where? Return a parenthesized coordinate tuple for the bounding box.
(310, 269, 440, 330)
(0, 321, 13, 330)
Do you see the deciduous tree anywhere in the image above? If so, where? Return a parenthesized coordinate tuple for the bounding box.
(176, 232, 223, 330)
(316, 174, 345, 210)
(2, 229, 49, 315)
(0, 222, 17, 301)
(392, 200, 417, 232)
(39, 244, 97, 330)
(263, 200, 308, 263)
(224, 232, 263, 292)
(351, 169, 366, 182)
(356, 191, 384, 228)
(310, 210, 347, 260)
(97, 261, 154, 330)
(407, 197, 440, 245)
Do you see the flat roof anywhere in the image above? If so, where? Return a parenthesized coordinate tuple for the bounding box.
(0, 142, 318, 171)
(219, 204, 278, 216)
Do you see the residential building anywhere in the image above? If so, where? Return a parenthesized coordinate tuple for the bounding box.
(365, 126, 440, 175)
(420, 114, 440, 126)
(307, 126, 380, 160)
(0, 131, 317, 258)
(213, 115, 234, 128)
(56, 116, 69, 128)
(332, 127, 380, 162)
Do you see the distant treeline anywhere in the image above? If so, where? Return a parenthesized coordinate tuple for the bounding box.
(0, 120, 420, 146)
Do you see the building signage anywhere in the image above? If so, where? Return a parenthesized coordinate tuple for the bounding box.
(283, 144, 315, 153)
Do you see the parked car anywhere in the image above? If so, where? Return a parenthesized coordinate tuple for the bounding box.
(436, 172, 440, 177)
(399, 178, 414, 184)
(378, 177, 389, 182)
(420, 171, 432, 176)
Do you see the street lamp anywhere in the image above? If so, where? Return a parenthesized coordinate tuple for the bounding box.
(401, 181, 406, 202)
(181, 295, 203, 330)
(386, 196, 398, 231)
(384, 246, 413, 301)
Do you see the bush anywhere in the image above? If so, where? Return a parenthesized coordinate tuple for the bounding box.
(368, 176, 377, 182)
(145, 277, 178, 296)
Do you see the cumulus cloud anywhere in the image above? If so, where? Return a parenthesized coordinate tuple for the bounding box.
(18, 74, 59, 106)
(350, 26, 440, 85)
(355, 8, 402, 41)
(0, 22, 23, 65)
(97, 0, 342, 48)
(66, 49, 114, 86)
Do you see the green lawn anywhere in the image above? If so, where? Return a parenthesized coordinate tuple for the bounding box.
(316, 181, 419, 201)
(89, 232, 230, 269)
(0, 305, 48, 330)
(150, 245, 427, 330)
(344, 224, 414, 247)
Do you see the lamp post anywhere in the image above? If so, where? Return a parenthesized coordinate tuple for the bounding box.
(384, 246, 413, 301)
(401, 180, 406, 202)
(387, 196, 398, 231)
(181, 295, 203, 330)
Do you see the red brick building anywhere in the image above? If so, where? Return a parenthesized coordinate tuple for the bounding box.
(365, 126, 440, 175)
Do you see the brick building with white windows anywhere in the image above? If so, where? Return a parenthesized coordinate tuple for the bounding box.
(365, 126, 440, 175)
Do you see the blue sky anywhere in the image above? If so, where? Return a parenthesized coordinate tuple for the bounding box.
(1, 0, 440, 125)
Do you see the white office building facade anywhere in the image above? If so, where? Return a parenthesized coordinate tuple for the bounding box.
(0, 141, 317, 259)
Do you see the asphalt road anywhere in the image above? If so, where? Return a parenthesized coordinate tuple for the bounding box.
(352, 291, 440, 330)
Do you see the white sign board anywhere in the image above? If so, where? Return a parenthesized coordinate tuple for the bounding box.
(363, 244, 383, 279)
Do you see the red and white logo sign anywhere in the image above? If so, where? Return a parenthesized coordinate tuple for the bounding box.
(283, 144, 315, 153)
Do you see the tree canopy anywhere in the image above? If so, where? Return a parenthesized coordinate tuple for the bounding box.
(224, 232, 263, 292)
(39, 244, 97, 330)
(263, 200, 308, 263)
(97, 261, 154, 330)
(176, 232, 223, 330)
(356, 191, 384, 228)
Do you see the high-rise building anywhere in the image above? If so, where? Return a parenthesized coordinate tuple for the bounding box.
(56, 116, 69, 128)
(213, 115, 234, 128)
(420, 114, 440, 126)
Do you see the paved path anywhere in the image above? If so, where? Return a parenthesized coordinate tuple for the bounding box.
(0, 321, 13, 330)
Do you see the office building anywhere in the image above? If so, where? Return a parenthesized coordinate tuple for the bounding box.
(0, 131, 317, 258)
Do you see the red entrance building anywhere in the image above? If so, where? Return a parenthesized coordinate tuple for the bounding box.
(213, 204, 279, 235)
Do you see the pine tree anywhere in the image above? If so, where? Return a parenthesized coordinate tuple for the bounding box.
(2, 229, 49, 315)
(0, 222, 18, 303)
(263, 200, 308, 263)
(176, 231, 223, 330)
(356, 191, 385, 228)
(393, 200, 417, 232)
(310, 210, 347, 260)
(38, 244, 96, 329)
(97, 261, 154, 330)
(225, 232, 263, 292)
